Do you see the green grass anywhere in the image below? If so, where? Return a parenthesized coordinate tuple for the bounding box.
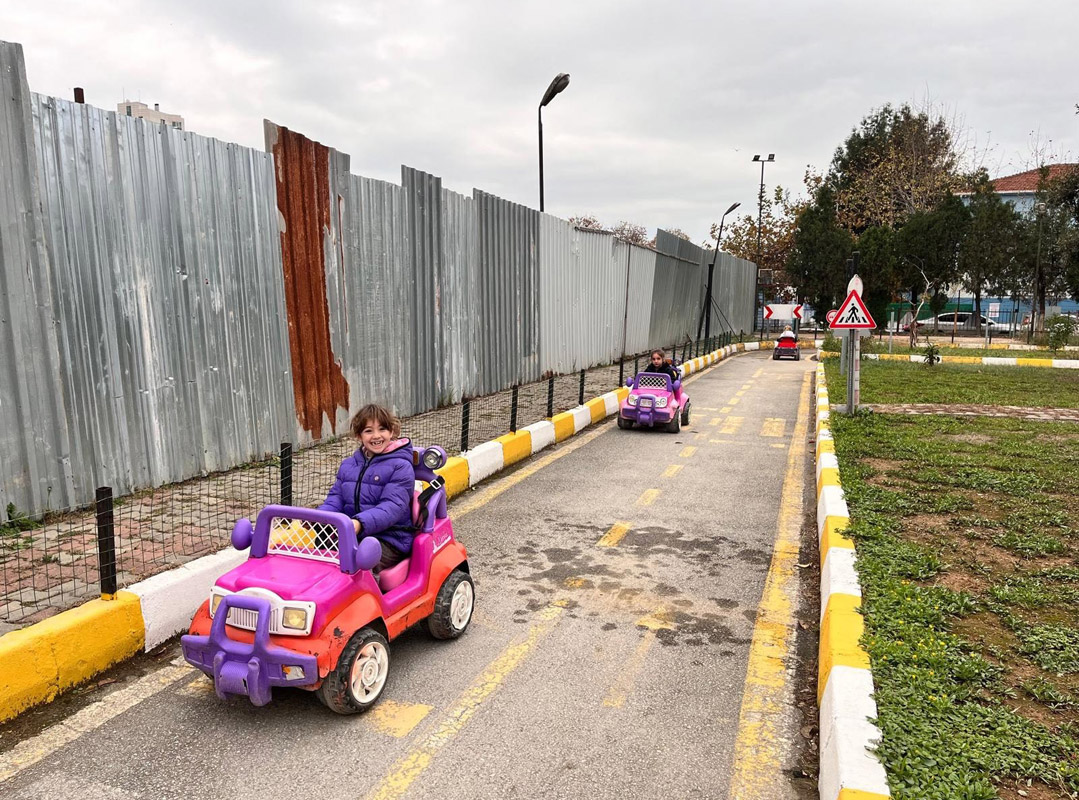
(861, 342, 1079, 360)
(829, 406, 1079, 798)
(824, 358, 1079, 408)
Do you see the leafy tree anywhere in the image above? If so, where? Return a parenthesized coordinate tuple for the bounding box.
(959, 174, 1023, 331)
(611, 221, 652, 247)
(1047, 169, 1079, 302)
(787, 185, 855, 313)
(829, 103, 965, 233)
(719, 185, 805, 294)
(894, 194, 970, 332)
(854, 225, 898, 325)
(567, 214, 606, 231)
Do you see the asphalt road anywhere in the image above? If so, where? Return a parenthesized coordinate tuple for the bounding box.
(0, 351, 817, 800)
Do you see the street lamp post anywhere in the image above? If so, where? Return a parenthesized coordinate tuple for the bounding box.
(697, 201, 741, 341)
(751, 154, 775, 333)
(538, 73, 570, 213)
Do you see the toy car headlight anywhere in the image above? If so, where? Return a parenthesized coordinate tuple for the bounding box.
(210, 593, 223, 616)
(627, 395, 638, 406)
(655, 396, 668, 408)
(422, 446, 446, 470)
(281, 607, 309, 630)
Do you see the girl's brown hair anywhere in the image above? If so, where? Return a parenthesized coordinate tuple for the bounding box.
(650, 348, 666, 359)
(350, 404, 401, 439)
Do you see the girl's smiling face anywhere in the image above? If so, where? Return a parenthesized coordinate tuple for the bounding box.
(359, 420, 393, 455)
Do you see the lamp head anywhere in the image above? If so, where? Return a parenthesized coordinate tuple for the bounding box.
(724, 201, 741, 216)
(540, 73, 571, 107)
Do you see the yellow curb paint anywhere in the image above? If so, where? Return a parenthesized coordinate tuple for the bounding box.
(948, 356, 982, 364)
(1019, 358, 1055, 368)
(370, 700, 434, 738)
(436, 457, 470, 500)
(727, 370, 811, 798)
(818, 592, 872, 703)
(816, 438, 836, 457)
(679, 446, 697, 458)
(586, 397, 607, 423)
(551, 411, 576, 442)
(495, 431, 532, 467)
(836, 789, 891, 800)
(817, 466, 842, 495)
(819, 519, 856, 568)
(636, 488, 661, 507)
(761, 418, 786, 438)
(597, 521, 632, 548)
(367, 604, 565, 800)
(0, 591, 145, 724)
(615, 387, 630, 401)
(720, 417, 744, 435)
(662, 464, 683, 478)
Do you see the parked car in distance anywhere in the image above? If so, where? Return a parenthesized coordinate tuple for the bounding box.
(903, 313, 1003, 333)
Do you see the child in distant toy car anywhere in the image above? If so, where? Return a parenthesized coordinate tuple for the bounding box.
(643, 348, 680, 382)
(318, 404, 416, 572)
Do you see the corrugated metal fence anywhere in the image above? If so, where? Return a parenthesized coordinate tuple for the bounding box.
(0, 40, 756, 518)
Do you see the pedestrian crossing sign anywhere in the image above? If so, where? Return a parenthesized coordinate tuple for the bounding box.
(829, 290, 876, 329)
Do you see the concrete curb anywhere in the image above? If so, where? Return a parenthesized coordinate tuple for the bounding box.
(0, 341, 752, 723)
(815, 363, 891, 800)
(820, 351, 1079, 368)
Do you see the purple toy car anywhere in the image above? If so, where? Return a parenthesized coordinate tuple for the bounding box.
(618, 372, 690, 433)
(181, 445, 474, 714)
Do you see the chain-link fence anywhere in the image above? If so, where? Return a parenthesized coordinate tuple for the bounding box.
(1, 333, 736, 629)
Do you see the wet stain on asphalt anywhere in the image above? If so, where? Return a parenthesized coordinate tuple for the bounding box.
(736, 548, 771, 565)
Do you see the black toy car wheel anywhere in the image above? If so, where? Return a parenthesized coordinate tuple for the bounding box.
(665, 413, 681, 433)
(318, 627, 390, 714)
(617, 416, 633, 429)
(680, 405, 690, 426)
(428, 570, 475, 640)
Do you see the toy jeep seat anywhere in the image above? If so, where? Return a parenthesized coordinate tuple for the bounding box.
(378, 533, 434, 592)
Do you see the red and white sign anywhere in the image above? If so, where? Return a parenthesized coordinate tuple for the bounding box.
(764, 304, 803, 321)
(829, 290, 876, 329)
(826, 309, 838, 325)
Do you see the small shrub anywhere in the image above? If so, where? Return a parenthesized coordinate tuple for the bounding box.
(1046, 314, 1077, 352)
(922, 342, 941, 365)
(822, 332, 841, 352)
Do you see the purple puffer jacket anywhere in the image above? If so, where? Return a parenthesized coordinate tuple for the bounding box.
(318, 439, 416, 554)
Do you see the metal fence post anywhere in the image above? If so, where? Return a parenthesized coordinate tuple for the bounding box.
(634, 356, 639, 376)
(279, 442, 293, 506)
(510, 385, 519, 433)
(618, 358, 625, 388)
(95, 486, 117, 597)
(461, 400, 471, 452)
(578, 369, 585, 406)
(547, 376, 555, 418)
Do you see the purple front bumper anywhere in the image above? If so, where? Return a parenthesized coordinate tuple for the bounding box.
(620, 401, 675, 427)
(181, 594, 318, 706)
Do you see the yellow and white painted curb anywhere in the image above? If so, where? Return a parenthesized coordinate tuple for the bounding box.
(0, 341, 754, 724)
(815, 363, 891, 800)
(822, 351, 1079, 369)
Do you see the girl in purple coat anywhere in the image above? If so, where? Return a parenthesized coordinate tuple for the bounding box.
(319, 404, 416, 572)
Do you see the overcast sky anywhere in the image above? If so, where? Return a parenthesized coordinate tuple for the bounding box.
(7, 1, 1079, 246)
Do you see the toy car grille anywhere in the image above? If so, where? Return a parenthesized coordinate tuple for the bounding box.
(267, 517, 340, 563)
(225, 605, 278, 632)
(637, 374, 668, 389)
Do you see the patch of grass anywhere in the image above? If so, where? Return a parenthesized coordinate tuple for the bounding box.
(829, 405, 1079, 796)
(862, 343, 1079, 360)
(825, 358, 1079, 408)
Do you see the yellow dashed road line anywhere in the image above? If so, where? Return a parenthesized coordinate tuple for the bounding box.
(753, 368, 764, 378)
(636, 489, 662, 506)
(679, 446, 697, 458)
(720, 417, 744, 435)
(662, 464, 684, 478)
(728, 397, 740, 405)
(720, 406, 732, 414)
(761, 418, 786, 438)
(370, 700, 434, 738)
(597, 521, 632, 548)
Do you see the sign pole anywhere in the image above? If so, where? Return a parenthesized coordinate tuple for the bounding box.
(852, 331, 861, 409)
(847, 330, 855, 412)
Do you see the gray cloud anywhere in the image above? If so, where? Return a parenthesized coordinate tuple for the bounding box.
(8, 0, 1079, 245)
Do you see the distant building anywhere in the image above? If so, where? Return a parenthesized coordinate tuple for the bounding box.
(117, 100, 184, 130)
(986, 163, 1079, 215)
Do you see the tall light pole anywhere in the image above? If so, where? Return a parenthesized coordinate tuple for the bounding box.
(698, 201, 741, 341)
(752, 154, 775, 332)
(538, 73, 570, 213)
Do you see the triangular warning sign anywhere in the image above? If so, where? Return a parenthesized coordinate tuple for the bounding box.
(829, 290, 876, 329)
